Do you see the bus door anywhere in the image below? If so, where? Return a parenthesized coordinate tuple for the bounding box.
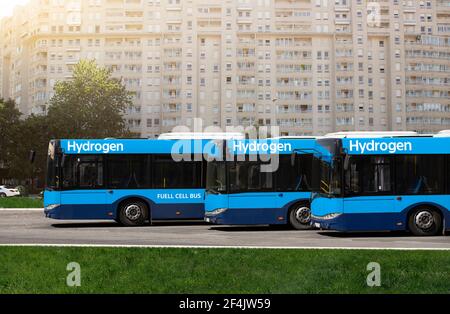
(228, 161, 279, 223)
(60, 155, 108, 218)
(342, 155, 396, 227)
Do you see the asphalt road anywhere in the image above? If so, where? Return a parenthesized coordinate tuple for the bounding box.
(0, 210, 449, 249)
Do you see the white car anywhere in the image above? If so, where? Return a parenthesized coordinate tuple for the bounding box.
(0, 186, 21, 197)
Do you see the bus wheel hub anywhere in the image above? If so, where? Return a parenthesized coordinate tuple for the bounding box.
(415, 211, 434, 230)
(125, 204, 141, 221)
(295, 207, 311, 224)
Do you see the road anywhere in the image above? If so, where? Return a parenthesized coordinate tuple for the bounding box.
(0, 210, 449, 249)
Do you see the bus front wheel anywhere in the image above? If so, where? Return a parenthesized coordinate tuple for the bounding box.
(408, 206, 442, 236)
(288, 203, 312, 230)
(118, 200, 149, 226)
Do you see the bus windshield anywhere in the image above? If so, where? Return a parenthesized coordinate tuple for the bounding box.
(318, 157, 342, 197)
(46, 141, 59, 190)
(206, 161, 227, 194)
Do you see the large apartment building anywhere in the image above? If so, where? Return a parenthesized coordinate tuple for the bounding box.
(0, 0, 449, 137)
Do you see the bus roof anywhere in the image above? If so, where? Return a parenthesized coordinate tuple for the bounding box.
(270, 136, 318, 140)
(434, 130, 450, 137)
(324, 131, 418, 138)
(158, 132, 244, 140)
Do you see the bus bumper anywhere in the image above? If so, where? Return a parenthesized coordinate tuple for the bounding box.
(204, 207, 285, 225)
(312, 212, 409, 232)
(311, 214, 345, 231)
(204, 208, 228, 224)
(44, 204, 63, 219)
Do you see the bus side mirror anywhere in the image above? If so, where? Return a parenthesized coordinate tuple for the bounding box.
(343, 155, 350, 171)
(291, 151, 296, 167)
(29, 150, 36, 164)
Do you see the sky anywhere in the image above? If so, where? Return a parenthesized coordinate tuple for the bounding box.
(0, 0, 29, 18)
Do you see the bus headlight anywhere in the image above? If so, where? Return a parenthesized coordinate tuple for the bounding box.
(312, 213, 342, 220)
(206, 208, 228, 216)
(45, 204, 60, 211)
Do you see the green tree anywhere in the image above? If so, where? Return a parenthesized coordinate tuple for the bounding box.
(0, 99, 22, 181)
(8, 114, 50, 185)
(47, 59, 133, 138)
(5, 60, 134, 191)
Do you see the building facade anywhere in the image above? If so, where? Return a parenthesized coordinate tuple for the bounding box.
(0, 0, 449, 137)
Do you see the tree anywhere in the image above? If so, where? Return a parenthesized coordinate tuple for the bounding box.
(47, 59, 133, 139)
(4, 60, 135, 191)
(8, 114, 50, 187)
(0, 99, 22, 181)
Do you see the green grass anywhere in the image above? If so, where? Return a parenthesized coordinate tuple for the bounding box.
(0, 247, 449, 293)
(0, 197, 43, 208)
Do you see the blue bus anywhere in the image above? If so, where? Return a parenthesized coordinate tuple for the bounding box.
(204, 137, 317, 229)
(311, 132, 450, 236)
(44, 138, 215, 226)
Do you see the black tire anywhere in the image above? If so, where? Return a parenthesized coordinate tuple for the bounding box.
(0, 193, 6, 198)
(408, 206, 442, 236)
(118, 200, 149, 226)
(288, 203, 312, 230)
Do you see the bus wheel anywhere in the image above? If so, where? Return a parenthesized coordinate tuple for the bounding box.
(408, 206, 442, 236)
(288, 203, 312, 230)
(118, 200, 149, 226)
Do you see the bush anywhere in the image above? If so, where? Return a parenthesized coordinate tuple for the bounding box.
(15, 185, 28, 197)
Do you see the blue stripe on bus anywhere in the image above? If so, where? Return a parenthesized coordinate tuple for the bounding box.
(45, 203, 204, 220)
(342, 137, 450, 155)
(206, 207, 285, 225)
(205, 192, 311, 225)
(44, 189, 205, 220)
(59, 139, 217, 155)
(312, 195, 450, 231)
(312, 212, 406, 232)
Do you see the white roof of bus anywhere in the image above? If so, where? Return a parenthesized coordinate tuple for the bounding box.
(324, 131, 418, 138)
(433, 130, 450, 137)
(157, 132, 245, 140)
(270, 136, 317, 139)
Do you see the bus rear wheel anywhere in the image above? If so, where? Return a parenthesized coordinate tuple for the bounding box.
(288, 203, 312, 230)
(118, 200, 149, 226)
(408, 206, 442, 236)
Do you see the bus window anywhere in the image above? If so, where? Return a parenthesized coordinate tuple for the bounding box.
(107, 155, 151, 189)
(46, 141, 59, 189)
(344, 157, 362, 195)
(62, 156, 103, 189)
(206, 161, 226, 193)
(362, 156, 392, 194)
(276, 155, 312, 192)
(346, 156, 392, 195)
(152, 154, 202, 188)
(229, 161, 273, 193)
(318, 158, 341, 196)
(396, 155, 444, 194)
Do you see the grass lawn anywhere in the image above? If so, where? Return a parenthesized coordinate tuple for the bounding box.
(0, 247, 449, 293)
(0, 197, 43, 208)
